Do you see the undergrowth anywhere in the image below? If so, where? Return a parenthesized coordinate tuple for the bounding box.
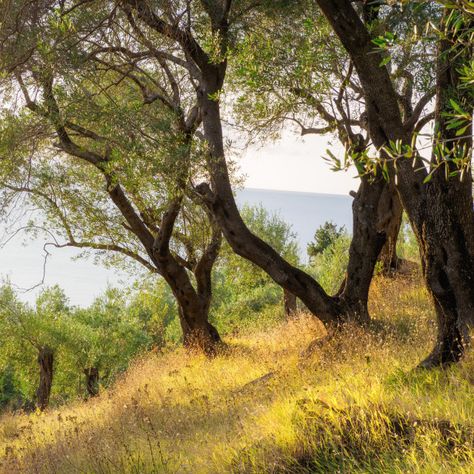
(1, 272, 473, 473)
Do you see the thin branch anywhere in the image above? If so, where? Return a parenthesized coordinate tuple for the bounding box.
(153, 197, 182, 257)
(404, 88, 436, 132)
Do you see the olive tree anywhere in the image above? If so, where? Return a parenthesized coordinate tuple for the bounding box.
(0, 285, 69, 410)
(0, 1, 224, 354)
(315, 0, 473, 366)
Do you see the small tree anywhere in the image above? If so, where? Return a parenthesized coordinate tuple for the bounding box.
(0, 3, 224, 354)
(61, 289, 152, 397)
(307, 221, 346, 263)
(0, 285, 69, 411)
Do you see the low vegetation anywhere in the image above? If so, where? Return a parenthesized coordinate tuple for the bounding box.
(1, 272, 473, 474)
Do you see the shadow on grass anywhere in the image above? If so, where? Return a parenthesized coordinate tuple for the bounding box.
(232, 400, 474, 474)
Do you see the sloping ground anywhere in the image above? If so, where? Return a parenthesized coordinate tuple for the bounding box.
(1, 274, 474, 473)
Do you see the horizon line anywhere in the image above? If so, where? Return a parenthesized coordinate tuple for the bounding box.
(240, 187, 351, 199)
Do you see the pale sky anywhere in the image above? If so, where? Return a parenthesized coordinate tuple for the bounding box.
(237, 131, 358, 196)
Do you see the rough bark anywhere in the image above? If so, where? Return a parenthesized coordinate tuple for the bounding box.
(197, 73, 345, 325)
(283, 289, 297, 317)
(377, 183, 403, 274)
(153, 208, 222, 355)
(417, 24, 474, 367)
(35, 346, 53, 411)
(337, 174, 388, 323)
(315, 0, 474, 366)
(84, 367, 99, 397)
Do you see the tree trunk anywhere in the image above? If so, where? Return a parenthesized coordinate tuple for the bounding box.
(163, 274, 221, 355)
(336, 174, 387, 323)
(316, 0, 474, 366)
(417, 180, 474, 366)
(35, 346, 54, 411)
(152, 202, 222, 356)
(377, 183, 403, 274)
(283, 289, 297, 317)
(197, 69, 344, 325)
(84, 367, 99, 397)
(177, 305, 221, 354)
(417, 23, 474, 367)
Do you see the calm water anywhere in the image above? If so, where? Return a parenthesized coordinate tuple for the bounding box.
(0, 189, 352, 306)
(237, 188, 352, 251)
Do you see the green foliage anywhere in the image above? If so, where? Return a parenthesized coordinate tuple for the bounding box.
(0, 365, 23, 409)
(212, 204, 299, 333)
(307, 221, 346, 263)
(397, 213, 420, 263)
(230, 2, 342, 141)
(307, 232, 351, 295)
(0, 283, 155, 408)
(128, 279, 181, 346)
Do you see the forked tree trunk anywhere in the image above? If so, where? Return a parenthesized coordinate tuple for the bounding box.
(337, 174, 388, 323)
(84, 367, 99, 397)
(152, 208, 223, 354)
(283, 289, 297, 317)
(152, 202, 222, 356)
(35, 346, 54, 411)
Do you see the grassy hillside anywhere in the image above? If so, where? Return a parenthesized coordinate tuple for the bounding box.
(1, 272, 474, 473)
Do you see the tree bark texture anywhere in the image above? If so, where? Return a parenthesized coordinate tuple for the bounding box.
(377, 183, 403, 274)
(315, 0, 474, 366)
(84, 367, 99, 397)
(35, 346, 54, 411)
(337, 174, 388, 323)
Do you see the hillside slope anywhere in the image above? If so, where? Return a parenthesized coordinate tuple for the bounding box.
(1, 274, 474, 473)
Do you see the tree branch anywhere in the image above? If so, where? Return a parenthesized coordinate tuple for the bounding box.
(404, 88, 436, 132)
(121, 0, 210, 71)
(152, 197, 182, 258)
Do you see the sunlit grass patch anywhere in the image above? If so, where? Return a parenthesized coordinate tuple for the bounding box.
(1, 274, 473, 473)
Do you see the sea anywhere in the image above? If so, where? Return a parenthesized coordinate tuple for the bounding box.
(0, 188, 352, 306)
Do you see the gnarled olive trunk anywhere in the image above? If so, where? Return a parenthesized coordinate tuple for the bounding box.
(337, 174, 388, 323)
(35, 346, 54, 411)
(84, 367, 99, 397)
(377, 183, 403, 274)
(417, 28, 474, 366)
(153, 212, 222, 355)
(316, 0, 474, 366)
(417, 177, 474, 366)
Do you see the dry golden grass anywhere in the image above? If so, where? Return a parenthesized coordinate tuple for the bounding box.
(1, 273, 474, 473)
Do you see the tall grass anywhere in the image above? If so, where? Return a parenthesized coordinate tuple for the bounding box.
(1, 272, 473, 473)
